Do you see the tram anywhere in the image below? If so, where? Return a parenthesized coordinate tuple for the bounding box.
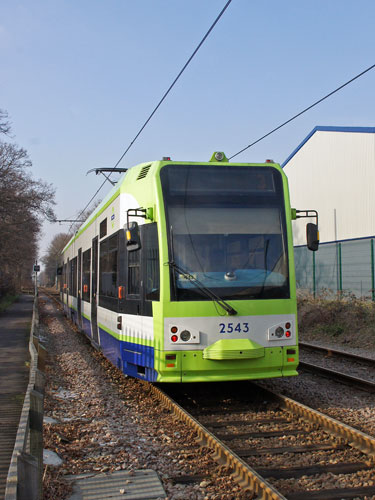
(61, 152, 318, 382)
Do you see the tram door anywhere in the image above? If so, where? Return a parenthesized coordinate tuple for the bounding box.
(91, 237, 99, 344)
(122, 223, 159, 317)
(77, 248, 82, 329)
(63, 263, 68, 307)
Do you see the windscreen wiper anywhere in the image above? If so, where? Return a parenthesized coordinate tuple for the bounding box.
(167, 261, 237, 316)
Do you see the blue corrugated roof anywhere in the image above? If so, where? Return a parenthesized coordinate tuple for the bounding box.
(282, 126, 375, 168)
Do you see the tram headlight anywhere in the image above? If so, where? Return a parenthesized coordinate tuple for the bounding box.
(275, 326, 284, 338)
(180, 330, 191, 342)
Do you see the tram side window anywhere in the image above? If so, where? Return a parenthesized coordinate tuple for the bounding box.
(143, 223, 160, 301)
(100, 218, 107, 239)
(128, 250, 140, 296)
(82, 249, 91, 302)
(99, 233, 119, 299)
(67, 260, 70, 292)
(70, 257, 77, 297)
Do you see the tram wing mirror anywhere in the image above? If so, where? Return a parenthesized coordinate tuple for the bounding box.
(306, 223, 319, 252)
(125, 221, 141, 252)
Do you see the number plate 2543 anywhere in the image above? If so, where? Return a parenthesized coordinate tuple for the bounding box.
(219, 322, 249, 334)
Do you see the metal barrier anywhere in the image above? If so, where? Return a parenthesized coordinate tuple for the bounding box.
(5, 297, 46, 500)
(295, 236, 375, 299)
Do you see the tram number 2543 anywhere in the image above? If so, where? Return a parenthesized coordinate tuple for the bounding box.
(219, 322, 250, 334)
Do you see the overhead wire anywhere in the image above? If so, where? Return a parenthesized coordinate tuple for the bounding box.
(113, 0, 233, 169)
(229, 63, 375, 160)
(68, 0, 233, 231)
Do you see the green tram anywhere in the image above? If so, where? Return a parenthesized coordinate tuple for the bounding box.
(61, 152, 318, 382)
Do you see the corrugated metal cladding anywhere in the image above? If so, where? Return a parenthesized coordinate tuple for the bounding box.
(283, 127, 375, 245)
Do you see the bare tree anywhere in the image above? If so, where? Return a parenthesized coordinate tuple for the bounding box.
(0, 109, 11, 136)
(69, 199, 102, 234)
(0, 113, 56, 297)
(41, 199, 102, 287)
(41, 233, 71, 286)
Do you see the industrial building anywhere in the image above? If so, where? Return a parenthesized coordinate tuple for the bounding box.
(282, 126, 375, 297)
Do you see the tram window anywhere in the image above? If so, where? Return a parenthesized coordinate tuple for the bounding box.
(70, 257, 77, 297)
(61, 264, 66, 292)
(143, 223, 160, 301)
(100, 218, 107, 239)
(128, 250, 140, 296)
(67, 259, 70, 292)
(82, 249, 91, 302)
(99, 233, 118, 298)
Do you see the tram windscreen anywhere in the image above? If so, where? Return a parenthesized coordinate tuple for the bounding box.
(160, 164, 289, 300)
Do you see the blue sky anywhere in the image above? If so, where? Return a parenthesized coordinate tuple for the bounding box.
(1, 0, 374, 258)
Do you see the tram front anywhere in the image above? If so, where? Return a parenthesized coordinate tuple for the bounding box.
(156, 155, 298, 382)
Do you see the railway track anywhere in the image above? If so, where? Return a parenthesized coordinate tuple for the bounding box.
(41, 292, 375, 497)
(149, 381, 375, 500)
(299, 342, 375, 365)
(299, 342, 375, 393)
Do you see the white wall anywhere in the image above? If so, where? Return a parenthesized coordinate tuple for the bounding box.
(283, 130, 375, 245)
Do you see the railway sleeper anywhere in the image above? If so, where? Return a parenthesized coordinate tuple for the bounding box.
(254, 461, 374, 479)
(169, 474, 209, 484)
(286, 485, 375, 500)
(234, 443, 348, 457)
(215, 429, 310, 440)
(207, 417, 293, 428)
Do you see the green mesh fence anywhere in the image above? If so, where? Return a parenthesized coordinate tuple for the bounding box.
(294, 237, 375, 299)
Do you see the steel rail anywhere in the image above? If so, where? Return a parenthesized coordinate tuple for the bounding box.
(148, 383, 287, 500)
(299, 341, 375, 365)
(147, 382, 375, 498)
(269, 388, 375, 457)
(298, 360, 375, 393)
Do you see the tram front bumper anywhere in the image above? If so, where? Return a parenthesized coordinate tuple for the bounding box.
(156, 346, 298, 382)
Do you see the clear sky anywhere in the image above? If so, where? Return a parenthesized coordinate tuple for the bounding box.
(1, 0, 374, 259)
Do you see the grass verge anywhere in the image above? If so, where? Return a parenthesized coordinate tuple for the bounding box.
(298, 291, 375, 351)
(0, 294, 19, 313)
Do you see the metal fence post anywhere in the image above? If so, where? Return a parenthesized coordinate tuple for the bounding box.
(312, 251, 316, 298)
(338, 242, 343, 294)
(371, 239, 375, 301)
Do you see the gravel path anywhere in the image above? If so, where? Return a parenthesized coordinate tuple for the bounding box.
(40, 296, 252, 500)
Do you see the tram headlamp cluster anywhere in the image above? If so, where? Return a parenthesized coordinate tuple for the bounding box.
(209, 151, 229, 162)
(170, 326, 191, 342)
(275, 327, 284, 338)
(169, 325, 199, 344)
(180, 330, 191, 342)
(268, 322, 293, 341)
